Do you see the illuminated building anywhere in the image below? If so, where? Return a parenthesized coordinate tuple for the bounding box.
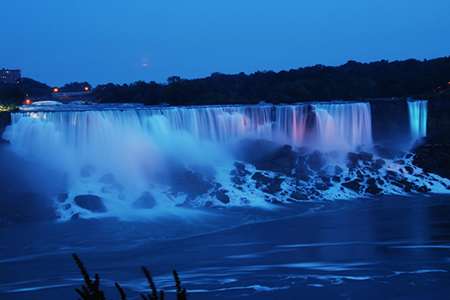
(1, 68, 21, 84)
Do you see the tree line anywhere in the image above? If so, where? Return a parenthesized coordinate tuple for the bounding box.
(1, 56, 449, 109)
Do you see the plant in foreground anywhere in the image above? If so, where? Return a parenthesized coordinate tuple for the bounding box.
(73, 253, 187, 300)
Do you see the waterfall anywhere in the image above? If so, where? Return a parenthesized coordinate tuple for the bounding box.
(2, 102, 373, 218)
(407, 100, 428, 144)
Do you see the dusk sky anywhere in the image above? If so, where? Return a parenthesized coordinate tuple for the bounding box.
(2, 0, 449, 87)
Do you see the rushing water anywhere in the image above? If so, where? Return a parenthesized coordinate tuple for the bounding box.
(1, 101, 449, 299)
(408, 100, 428, 146)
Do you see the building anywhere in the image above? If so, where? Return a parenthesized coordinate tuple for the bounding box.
(1, 69, 21, 84)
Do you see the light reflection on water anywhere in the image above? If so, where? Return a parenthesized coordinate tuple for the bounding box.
(0, 194, 449, 299)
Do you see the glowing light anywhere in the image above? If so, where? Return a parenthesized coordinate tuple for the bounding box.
(142, 58, 149, 67)
(25, 99, 31, 105)
(53, 87, 59, 93)
(84, 87, 89, 91)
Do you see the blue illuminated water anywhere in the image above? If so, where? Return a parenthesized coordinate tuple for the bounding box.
(0, 194, 449, 299)
(1, 101, 449, 299)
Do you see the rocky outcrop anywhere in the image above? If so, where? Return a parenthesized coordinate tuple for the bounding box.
(74, 195, 107, 212)
(412, 145, 450, 179)
(132, 191, 157, 209)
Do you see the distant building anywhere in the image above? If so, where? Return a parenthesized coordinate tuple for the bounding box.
(1, 69, 21, 84)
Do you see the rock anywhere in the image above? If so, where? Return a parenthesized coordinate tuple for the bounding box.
(100, 173, 116, 184)
(290, 191, 309, 201)
(367, 177, 376, 185)
(416, 185, 430, 193)
(394, 159, 405, 165)
(306, 150, 326, 171)
(215, 189, 230, 204)
(233, 162, 250, 176)
(335, 165, 344, 175)
(315, 182, 329, 191)
(169, 163, 213, 199)
(80, 166, 93, 178)
(342, 179, 363, 192)
(57, 193, 68, 202)
(262, 178, 284, 195)
(251, 172, 272, 184)
(413, 145, 450, 179)
(132, 191, 156, 209)
(74, 195, 107, 212)
(231, 176, 244, 185)
(373, 145, 396, 159)
(404, 166, 414, 174)
(373, 159, 385, 170)
(366, 184, 382, 195)
(358, 151, 373, 161)
(347, 152, 359, 163)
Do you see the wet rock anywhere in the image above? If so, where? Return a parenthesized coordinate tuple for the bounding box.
(373, 145, 396, 159)
(335, 165, 344, 175)
(100, 173, 116, 184)
(215, 189, 230, 204)
(367, 177, 376, 185)
(372, 159, 386, 170)
(251, 172, 272, 184)
(404, 166, 414, 174)
(366, 184, 382, 195)
(80, 166, 93, 178)
(231, 176, 244, 185)
(74, 195, 107, 212)
(358, 151, 373, 161)
(315, 182, 329, 191)
(306, 150, 326, 172)
(262, 178, 284, 195)
(342, 179, 363, 192)
(413, 145, 450, 179)
(394, 159, 405, 165)
(290, 191, 309, 201)
(416, 185, 431, 193)
(57, 193, 68, 202)
(347, 152, 359, 163)
(169, 164, 213, 199)
(233, 162, 250, 176)
(132, 191, 156, 209)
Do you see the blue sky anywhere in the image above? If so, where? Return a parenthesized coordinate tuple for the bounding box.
(1, 0, 449, 87)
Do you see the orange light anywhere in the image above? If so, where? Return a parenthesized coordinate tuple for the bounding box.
(25, 99, 31, 105)
(53, 87, 59, 93)
(84, 86, 89, 91)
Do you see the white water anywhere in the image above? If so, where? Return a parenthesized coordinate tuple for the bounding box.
(408, 100, 428, 144)
(3, 101, 446, 221)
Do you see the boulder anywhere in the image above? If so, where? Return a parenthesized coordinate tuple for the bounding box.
(74, 195, 107, 212)
(132, 191, 156, 209)
(342, 179, 363, 192)
(215, 189, 230, 204)
(335, 165, 344, 175)
(306, 150, 326, 171)
(290, 191, 309, 201)
(358, 151, 373, 161)
(365, 185, 382, 195)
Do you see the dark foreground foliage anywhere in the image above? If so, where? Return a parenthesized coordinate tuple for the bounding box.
(72, 253, 187, 300)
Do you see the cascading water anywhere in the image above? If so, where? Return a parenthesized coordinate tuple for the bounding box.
(2, 102, 375, 219)
(407, 100, 428, 145)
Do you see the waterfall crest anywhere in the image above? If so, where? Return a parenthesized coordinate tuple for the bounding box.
(2, 102, 375, 219)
